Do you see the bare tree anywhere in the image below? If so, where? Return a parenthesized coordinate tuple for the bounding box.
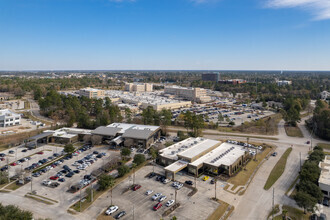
(91, 135, 103, 146)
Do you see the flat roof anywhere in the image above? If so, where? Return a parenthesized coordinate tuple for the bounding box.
(165, 160, 189, 173)
(201, 143, 246, 167)
(319, 156, 330, 186)
(0, 109, 20, 117)
(28, 132, 54, 141)
(177, 139, 220, 159)
(159, 137, 220, 161)
(107, 123, 159, 133)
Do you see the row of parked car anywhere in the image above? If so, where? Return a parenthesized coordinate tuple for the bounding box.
(105, 205, 126, 219)
(227, 140, 263, 151)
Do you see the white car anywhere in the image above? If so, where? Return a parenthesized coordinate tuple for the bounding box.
(159, 195, 167, 202)
(105, 205, 118, 215)
(42, 180, 51, 186)
(152, 193, 162, 201)
(172, 182, 179, 187)
(176, 183, 183, 190)
(163, 179, 170, 184)
(145, 190, 153, 195)
(166, 200, 175, 207)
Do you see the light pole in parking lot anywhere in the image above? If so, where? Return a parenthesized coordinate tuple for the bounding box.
(214, 178, 217, 200)
(174, 188, 177, 205)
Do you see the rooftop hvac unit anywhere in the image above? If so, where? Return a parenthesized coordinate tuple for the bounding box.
(194, 141, 198, 144)
(171, 151, 175, 155)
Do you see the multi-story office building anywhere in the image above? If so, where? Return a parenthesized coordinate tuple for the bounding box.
(276, 80, 292, 86)
(164, 86, 211, 103)
(125, 83, 153, 92)
(79, 88, 105, 99)
(0, 109, 21, 127)
(202, 72, 220, 82)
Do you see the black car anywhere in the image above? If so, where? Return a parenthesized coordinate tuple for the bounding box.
(96, 154, 103, 158)
(0, 153, 6, 157)
(73, 170, 80, 174)
(63, 165, 70, 170)
(93, 151, 99, 154)
(9, 150, 14, 154)
(185, 180, 193, 185)
(148, 172, 156, 178)
(115, 211, 126, 219)
(65, 172, 74, 178)
(84, 175, 92, 180)
(323, 197, 329, 207)
(22, 149, 27, 152)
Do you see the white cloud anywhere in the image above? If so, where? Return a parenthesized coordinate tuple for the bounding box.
(266, 0, 330, 20)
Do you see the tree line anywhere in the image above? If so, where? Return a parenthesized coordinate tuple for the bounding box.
(306, 100, 330, 140)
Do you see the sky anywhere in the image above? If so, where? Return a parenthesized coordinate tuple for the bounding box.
(0, 0, 330, 71)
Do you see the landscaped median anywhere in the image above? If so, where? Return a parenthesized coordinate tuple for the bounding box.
(264, 147, 292, 190)
(268, 205, 310, 220)
(207, 199, 234, 220)
(284, 125, 303, 137)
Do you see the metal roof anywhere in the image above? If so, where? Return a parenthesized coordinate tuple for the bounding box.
(28, 132, 54, 141)
(121, 128, 156, 140)
(91, 126, 121, 136)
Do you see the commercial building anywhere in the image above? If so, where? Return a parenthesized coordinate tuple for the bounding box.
(277, 80, 292, 86)
(218, 79, 247, 85)
(125, 83, 153, 92)
(164, 86, 211, 103)
(202, 72, 220, 82)
(105, 90, 192, 111)
(159, 137, 248, 180)
(92, 123, 161, 148)
(319, 156, 330, 198)
(320, 91, 330, 100)
(0, 109, 21, 127)
(79, 88, 105, 99)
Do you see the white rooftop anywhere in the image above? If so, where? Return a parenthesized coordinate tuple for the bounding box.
(159, 137, 220, 161)
(319, 156, 330, 186)
(107, 123, 159, 133)
(191, 142, 246, 167)
(0, 109, 20, 117)
(80, 87, 103, 92)
(165, 160, 189, 173)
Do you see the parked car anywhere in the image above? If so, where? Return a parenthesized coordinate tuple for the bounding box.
(272, 152, 277, 157)
(50, 176, 59, 180)
(166, 200, 175, 207)
(162, 179, 170, 184)
(37, 151, 44, 155)
(320, 213, 327, 220)
(185, 180, 193, 185)
(58, 178, 66, 182)
(145, 190, 153, 195)
(203, 176, 209, 181)
(210, 179, 216, 184)
(159, 195, 167, 202)
(22, 149, 27, 152)
(133, 184, 141, 191)
(153, 202, 162, 211)
(323, 197, 329, 207)
(115, 211, 126, 219)
(9, 150, 14, 154)
(152, 193, 162, 201)
(147, 172, 156, 178)
(105, 205, 119, 215)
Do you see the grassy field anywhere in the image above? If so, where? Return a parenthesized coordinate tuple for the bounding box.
(264, 147, 293, 190)
(4, 182, 21, 191)
(227, 146, 273, 190)
(284, 125, 303, 137)
(273, 205, 310, 220)
(233, 113, 282, 135)
(318, 143, 330, 151)
(207, 200, 230, 220)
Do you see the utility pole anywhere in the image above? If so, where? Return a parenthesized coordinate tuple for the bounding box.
(79, 188, 82, 212)
(31, 176, 33, 193)
(215, 178, 217, 200)
(272, 188, 275, 220)
(175, 188, 177, 205)
(6, 157, 10, 183)
(300, 152, 302, 172)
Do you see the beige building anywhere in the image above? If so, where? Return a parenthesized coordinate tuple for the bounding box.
(79, 88, 105, 99)
(319, 156, 330, 198)
(164, 86, 211, 103)
(159, 137, 248, 180)
(125, 83, 153, 92)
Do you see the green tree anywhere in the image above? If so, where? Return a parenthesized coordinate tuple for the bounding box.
(98, 174, 115, 191)
(0, 203, 33, 220)
(120, 147, 131, 160)
(294, 191, 317, 213)
(177, 130, 186, 141)
(218, 113, 224, 122)
(133, 154, 146, 166)
(124, 108, 132, 123)
(64, 144, 75, 153)
(296, 180, 323, 201)
(117, 165, 130, 177)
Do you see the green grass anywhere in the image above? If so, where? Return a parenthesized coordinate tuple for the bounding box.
(26, 193, 58, 203)
(284, 125, 303, 137)
(24, 194, 53, 205)
(264, 147, 293, 190)
(318, 143, 330, 151)
(207, 200, 229, 220)
(226, 146, 273, 191)
(4, 182, 21, 191)
(273, 205, 310, 220)
(285, 175, 299, 196)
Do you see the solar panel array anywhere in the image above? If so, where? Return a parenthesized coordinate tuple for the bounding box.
(210, 146, 235, 164)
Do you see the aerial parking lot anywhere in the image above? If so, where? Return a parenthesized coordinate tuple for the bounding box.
(96, 165, 221, 220)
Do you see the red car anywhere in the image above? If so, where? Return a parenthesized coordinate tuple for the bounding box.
(49, 176, 59, 180)
(10, 162, 17, 166)
(0, 158, 5, 161)
(153, 202, 162, 211)
(133, 184, 141, 191)
(37, 151, 44, 155)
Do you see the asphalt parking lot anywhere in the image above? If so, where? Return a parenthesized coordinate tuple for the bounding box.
(103, 165, 220, 220)
(13, 145, 120, 207)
